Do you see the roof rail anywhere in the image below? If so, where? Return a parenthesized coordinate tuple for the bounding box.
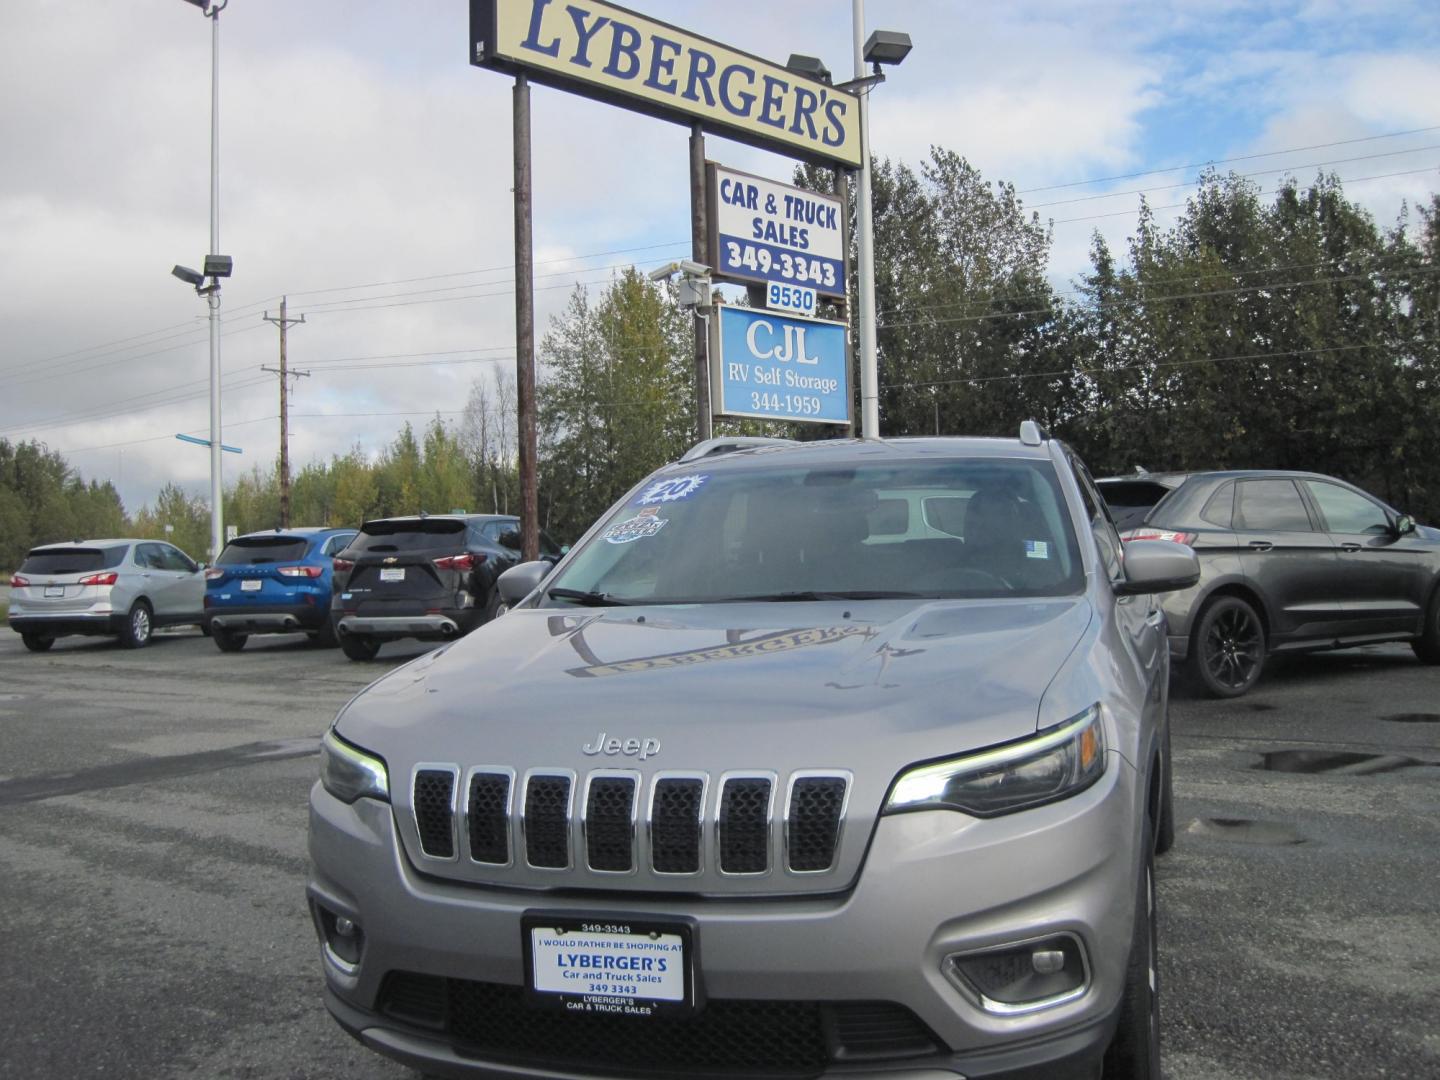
(678, 436, 797, 463)
(1018, 420, 1048, 446)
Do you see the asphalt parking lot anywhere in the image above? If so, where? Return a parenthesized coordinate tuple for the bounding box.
(1, 628, 1437, 1079)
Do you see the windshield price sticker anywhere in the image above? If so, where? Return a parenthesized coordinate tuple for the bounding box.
(709, 164, 846, 297)
(767, 282, 817, 317)
(525, 918, 692, 1016)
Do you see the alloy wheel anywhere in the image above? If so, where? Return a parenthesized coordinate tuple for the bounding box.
(1203, 605, 1261, 689)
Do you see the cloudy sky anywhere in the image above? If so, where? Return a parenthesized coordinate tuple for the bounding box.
(2, 0, 1438, 515)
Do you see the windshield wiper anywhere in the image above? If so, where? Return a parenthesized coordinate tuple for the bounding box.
(718, 590, 926, 602)
(547, 587, 634, 607)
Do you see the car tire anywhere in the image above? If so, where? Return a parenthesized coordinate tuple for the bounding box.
(1188, 595, 1265, 698)
(310, 619, 339, 648)
(1411, 587, 1440, 664)
(1103, 821, 1161, 1080)
(21, 632, 55, 653)
(118, 601, 154, 649)
(213, 625, 248, 652)
(340, 633, 381, 661)
(483, 589, 508, 623)
(1155, 724, 1176, 856)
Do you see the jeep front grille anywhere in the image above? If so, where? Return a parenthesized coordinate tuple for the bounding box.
(404, 767, 852, 892)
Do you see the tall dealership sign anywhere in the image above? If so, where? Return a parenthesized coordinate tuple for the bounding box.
(468, 2, 862, 551)
(469, 0, 862, 168)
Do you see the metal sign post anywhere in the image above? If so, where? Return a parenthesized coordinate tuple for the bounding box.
(513, 72, 539, 562)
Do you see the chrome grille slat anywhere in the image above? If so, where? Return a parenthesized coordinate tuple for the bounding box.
(466, 770, 512, 865)
(718, 775, 774, 875)
(413, 767, 458, 860)
(523, 773, 573, 869)
(584, 774, 639, 872)
(651, 776, 705, 874)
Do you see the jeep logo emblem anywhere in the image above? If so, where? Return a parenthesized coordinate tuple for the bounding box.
(581, 731, 661, 761)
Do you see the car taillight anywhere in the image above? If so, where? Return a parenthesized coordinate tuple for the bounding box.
(434, 553, 483, 571)
(1122, 528, 1197, 545)
(332, 558, 354, 572)
(205, 568, 225, 580)
(278, 565, 324, 578)
(78, 571, 119, 586)
(10, 574, 29, 588)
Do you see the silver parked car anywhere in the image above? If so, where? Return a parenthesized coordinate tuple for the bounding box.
(1101, 470, 1440, 697)
(8, 538, 206, 651)
(307, 426, 1198, 1080)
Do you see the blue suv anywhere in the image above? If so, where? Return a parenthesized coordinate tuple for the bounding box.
(205, 527, 357, 651)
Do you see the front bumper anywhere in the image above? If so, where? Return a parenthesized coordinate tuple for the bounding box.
(306, 755, 1139, 1079)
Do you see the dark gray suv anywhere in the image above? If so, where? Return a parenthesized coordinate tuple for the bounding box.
(308, 427, 1199, 1079)
(1108, 470, 1440, 697)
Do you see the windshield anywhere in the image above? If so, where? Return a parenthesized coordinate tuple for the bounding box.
(20, 546, 128, 574)
(548, 458, 1084, 604)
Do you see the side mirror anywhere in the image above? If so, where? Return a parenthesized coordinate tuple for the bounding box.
(498, 560, 551, 606)
(1394, 514, 1415, 536)
(1114, 539, 1201, 596)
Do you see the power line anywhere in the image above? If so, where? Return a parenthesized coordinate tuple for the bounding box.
(1015, 124, 1440, 194)
(1048, 166, 1440, 227)
(1026, 145, 1440, 210)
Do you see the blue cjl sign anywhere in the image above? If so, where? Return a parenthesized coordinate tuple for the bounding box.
(711, 307, 849, 425)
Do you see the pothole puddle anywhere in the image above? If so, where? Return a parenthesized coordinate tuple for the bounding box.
(1256, 750, 1426, 775)
(1380, 713, 1440, 724)
(1186, 818, 1306, 845)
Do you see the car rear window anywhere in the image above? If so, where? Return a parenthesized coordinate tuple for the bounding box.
(19, 546, 127, 574)
(1098, 480, 1175, 531)
(217, 536, 311, 565)
(353, 519, 468, 552)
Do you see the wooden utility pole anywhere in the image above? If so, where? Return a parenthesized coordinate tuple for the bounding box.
(689, 123, 712, 442)
(262, 296, 308, 527)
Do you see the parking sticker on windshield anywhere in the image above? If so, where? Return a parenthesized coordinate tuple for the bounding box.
(1025, 540, 1050, 559)
(604, 507, 668, 545)
(636, 474, 707, 505)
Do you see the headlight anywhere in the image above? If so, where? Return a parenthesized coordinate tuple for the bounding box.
(320, 729, 390, 804)
(884, 705, 1106, 817)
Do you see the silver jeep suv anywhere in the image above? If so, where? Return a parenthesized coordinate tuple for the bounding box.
(307, 427, 1198, 1079)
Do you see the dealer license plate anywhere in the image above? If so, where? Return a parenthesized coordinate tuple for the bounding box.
(524, 916, 692, 1016)
(379, 568, 405, 582)
(44, 585, 65, 597)
(240, 579, 263, 592)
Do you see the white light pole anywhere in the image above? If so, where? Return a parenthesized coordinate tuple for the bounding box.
(852, 0, 879, 439)
(179, 0, 228, 561)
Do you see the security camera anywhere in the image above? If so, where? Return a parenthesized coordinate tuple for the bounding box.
(649, 259, 712, 282)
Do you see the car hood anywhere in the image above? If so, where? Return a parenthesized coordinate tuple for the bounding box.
(338, 597, 1094, 779)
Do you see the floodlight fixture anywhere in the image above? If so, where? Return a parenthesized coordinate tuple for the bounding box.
(786, 54, 831, 84)
(203, 254, 233, 278)
(172, 264, 205, 287)
(863, 30, 912, 69)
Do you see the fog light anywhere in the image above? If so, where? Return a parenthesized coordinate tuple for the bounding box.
(313, 902, 364, 971)
(945, 934, 1088, 1015)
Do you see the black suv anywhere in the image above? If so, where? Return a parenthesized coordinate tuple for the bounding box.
(330, 514, 561, 660)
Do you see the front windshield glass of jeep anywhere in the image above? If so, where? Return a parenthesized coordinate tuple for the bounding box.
(547, 459, 1084, 604)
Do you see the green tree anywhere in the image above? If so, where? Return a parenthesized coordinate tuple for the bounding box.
(537, 270, 693, 540)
